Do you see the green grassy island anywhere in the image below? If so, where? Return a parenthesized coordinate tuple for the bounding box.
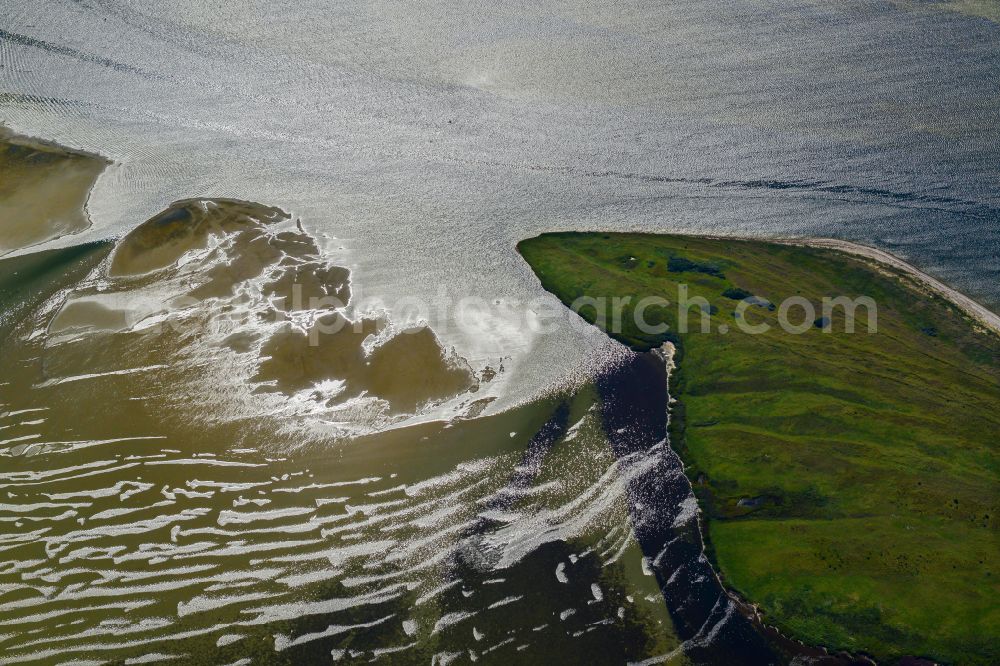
(518, 232, 999, 664)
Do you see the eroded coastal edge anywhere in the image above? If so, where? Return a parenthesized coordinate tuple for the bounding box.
(518, 231, 1000, 665)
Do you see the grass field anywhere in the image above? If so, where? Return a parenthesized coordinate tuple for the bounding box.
(518, 232, 999, 664)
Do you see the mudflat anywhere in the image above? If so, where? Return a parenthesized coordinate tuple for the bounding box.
(0, 127, 109, 255)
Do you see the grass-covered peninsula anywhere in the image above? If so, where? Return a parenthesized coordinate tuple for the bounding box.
(518, 232, 999, 664)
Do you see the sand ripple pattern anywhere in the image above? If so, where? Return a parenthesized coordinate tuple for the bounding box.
(0, 394, 684, 664)
(0, 201, 686, 663)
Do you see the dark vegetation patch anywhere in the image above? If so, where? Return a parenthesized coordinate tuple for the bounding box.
(722, 286, 753, 300)
(667, 255, 724, 278)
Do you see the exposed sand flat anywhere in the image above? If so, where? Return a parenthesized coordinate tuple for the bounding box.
(37, 196, 477, 430)
(109, 198, 289, 276)
(777, 237, 1000, 336)
(0, 127, 109, 256)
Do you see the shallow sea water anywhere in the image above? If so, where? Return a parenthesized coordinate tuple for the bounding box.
(0, 1, 998, 663)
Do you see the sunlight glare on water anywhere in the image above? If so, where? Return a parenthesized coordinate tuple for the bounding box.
(1, 0, 998, 662)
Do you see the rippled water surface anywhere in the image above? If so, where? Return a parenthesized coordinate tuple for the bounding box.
(1, 0, 998, 663)
(0, 237, 689, 662)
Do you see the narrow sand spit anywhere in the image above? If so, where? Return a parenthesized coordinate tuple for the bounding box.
(778, 237, 1000, 336)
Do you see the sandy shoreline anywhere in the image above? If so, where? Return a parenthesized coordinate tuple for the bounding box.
(776, 236, 1000, 337)
(650, 231, 1000, 337)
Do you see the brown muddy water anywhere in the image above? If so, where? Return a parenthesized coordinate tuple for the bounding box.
(0, 197, 697, 664)
(3, 2, 1000, 660)
(0, 194, 867, 665)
